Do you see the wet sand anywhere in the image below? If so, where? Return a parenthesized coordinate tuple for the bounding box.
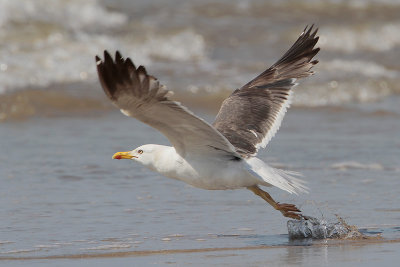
(2, 238, 400, 264)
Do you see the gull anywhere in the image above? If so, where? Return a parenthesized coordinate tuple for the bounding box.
(95, 26, 319, 219)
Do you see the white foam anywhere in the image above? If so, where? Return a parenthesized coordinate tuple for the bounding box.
(331, 161, 384, 171)
(144, 30, 206, 61)
(293, 80, 394, 106)
(320, 23, 400, 52)
(1, 248, 40, 254)
(0, 0, 127, 94)
(0, 1, 207, 95)
(326, 60, 398, 79)
(0, 0, 127, 30)
(82, 243, 132, 250)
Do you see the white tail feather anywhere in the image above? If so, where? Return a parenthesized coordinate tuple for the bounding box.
(245, 157, 309, 194)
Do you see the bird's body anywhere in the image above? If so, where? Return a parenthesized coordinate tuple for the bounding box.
(96, 26, 320, 219)
(133, 144, 304, 191)
(134, 144, 261, 190)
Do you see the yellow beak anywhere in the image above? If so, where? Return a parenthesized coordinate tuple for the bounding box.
(112, 151, 136, 160)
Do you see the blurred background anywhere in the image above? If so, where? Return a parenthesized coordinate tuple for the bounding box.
(1, 0, 399, 120)
(0, 0, 399, 264)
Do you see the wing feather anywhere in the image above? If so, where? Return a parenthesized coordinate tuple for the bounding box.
(96, 51, 240, 159)
(213, 25, 320, 157)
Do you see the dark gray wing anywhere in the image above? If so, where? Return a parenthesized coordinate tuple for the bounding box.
(96, 51, 240, 158)
(213, 25, 319, 157)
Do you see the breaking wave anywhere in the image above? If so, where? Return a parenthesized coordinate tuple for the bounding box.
(1, 0, 400, 121)
(0, 0, 206, 96)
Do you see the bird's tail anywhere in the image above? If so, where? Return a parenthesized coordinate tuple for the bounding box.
(245, 157, 308, 195)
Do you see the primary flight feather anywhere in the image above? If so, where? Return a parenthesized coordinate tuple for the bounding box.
(96, 25, 319, 219)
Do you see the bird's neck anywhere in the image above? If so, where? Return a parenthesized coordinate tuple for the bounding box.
(146, 146, 181, 175)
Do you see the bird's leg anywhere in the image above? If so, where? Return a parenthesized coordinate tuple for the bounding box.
(247, 185, 302, 220)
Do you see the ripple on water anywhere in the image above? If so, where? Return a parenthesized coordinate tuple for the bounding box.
(82, 243, 132, 250)
(58, 175, 84, 181)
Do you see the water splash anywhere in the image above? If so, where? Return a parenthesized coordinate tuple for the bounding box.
(287, 215, 374, 240)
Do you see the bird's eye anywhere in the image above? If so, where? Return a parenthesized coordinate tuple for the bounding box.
(138, 149, 143, 154)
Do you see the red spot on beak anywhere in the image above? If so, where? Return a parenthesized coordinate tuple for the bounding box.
(114, 155, 122, 160)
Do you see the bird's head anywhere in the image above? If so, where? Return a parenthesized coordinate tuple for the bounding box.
(112, 144, 156, 166)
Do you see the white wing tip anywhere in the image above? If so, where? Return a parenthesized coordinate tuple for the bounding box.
(120, 109, 131, 117)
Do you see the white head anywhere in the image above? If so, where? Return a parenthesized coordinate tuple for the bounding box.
(112, 144, 164, 167)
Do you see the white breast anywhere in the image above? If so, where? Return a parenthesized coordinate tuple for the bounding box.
(150, 147, 260, 190)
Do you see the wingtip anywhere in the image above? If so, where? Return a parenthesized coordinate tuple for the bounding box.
(302, 24, 311, 35)
(125, 57, 136, 70)
(95, 55, 102, 65)
(302, 24, 318, 38)
(314, 47, 321, 53)
(137, 65, 147, 75)
(115, 50, 123, 61)
(311, 27, 319, 38)
(307, 24, 314, 33)
(104, 50, 113, 63)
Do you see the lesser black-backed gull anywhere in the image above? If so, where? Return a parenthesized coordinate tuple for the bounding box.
(95, 26, 319, 219)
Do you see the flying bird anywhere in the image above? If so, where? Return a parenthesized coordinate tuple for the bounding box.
(96, 26, 319, 219)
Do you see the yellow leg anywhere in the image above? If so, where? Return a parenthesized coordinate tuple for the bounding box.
(247, 185, 302, 219)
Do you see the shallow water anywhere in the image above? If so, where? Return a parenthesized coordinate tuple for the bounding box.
(1, 97, 399, 265)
